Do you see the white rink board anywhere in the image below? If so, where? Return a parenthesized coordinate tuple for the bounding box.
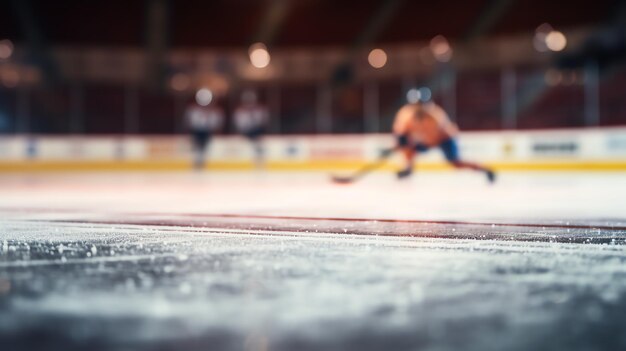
(0, 127, 625, 164)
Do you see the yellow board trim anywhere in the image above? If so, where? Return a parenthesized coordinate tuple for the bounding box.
(1, 160, 626, 172)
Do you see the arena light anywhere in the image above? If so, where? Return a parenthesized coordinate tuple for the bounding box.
(0, 39, 14, 60)
(418, 87, 432, 102)
(195, 88, 213, 106)
(249, 42, 271, 68)
(545, 31, 567, 52)
(429, 35, 453, 62)
(533, 24, 566, 52)
(368, 48, 387, 68)
(248, 42, 265, 56)
(406, 88, 421, 103)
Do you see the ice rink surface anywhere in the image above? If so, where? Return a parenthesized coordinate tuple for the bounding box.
(1, 171, 626, 350)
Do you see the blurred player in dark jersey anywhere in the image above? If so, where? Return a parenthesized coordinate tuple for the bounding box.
(233, 90, 269, 168)
(393, 90, 495, 182)
(185, 88, 224, 170)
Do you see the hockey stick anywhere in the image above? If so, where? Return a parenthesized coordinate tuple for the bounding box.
(330, 147, 397, 184)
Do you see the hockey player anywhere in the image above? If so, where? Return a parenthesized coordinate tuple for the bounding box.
(186, 89, 224, 170)
(393, 90, 495, 182)
(233, 90, 269, 168)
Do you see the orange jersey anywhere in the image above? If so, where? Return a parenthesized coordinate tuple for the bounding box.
(392, 102, 458, 146)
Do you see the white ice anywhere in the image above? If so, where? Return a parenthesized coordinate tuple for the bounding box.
(0, 171, 624, 222)
(1, 170, 626, 351)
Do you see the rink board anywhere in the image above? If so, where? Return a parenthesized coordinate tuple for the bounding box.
(0, 127, 625, 171)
